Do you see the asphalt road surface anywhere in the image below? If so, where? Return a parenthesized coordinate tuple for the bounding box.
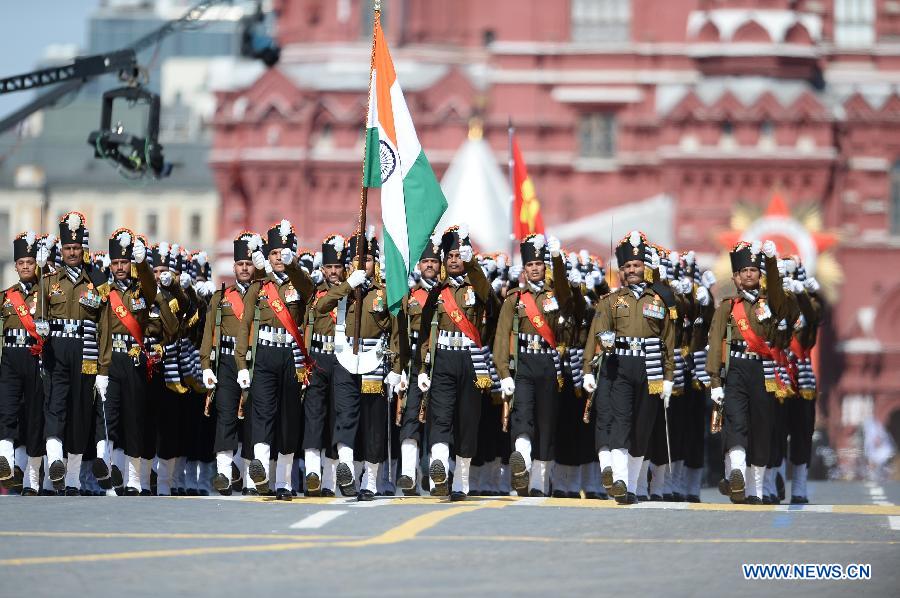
(2, 480, 898, 597)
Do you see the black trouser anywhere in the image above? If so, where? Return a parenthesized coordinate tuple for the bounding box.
(183, 391, 214, 462)
(44, 337, 94, 454)
(97, 352, 148, 458)
(593, 360, 613, 450)
(142, 377, 158, 461)
(606, 354, 659, 458)
(303, 352, 335, 452)
(554, 372, 581, 466)
(474, 393, 499, 466)
(398, 363, 424, 444)
(249, 344, 301, 455)
(723, 357, 773, 467)
(154, 380, 183, 460)
(0, 346, 45, 457)
(510, 353, 559, 462)
(683, 382, 707, 469)
(768, 395, 786, 469)
(428, 349, 481, 458)
(213, 356, 247, 454)
(787, 396, 816, 466)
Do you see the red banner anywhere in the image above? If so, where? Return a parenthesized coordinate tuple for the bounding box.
(512, 134, 545, 241)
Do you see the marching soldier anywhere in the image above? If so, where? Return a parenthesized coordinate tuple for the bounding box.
(301, 234, 347, 497)
(316, 230, 402, 501)
(236, 220, 314, 501)
(396, 237, 441, 495)
(416, 225, 493, 501)
(0, 232, 47, 495)
(785, 260, 822, 504)
(493, 234, 570, 497)
(92, 229, 157, 495)
(40, 212, 107, 493)
(707, 240, 789, 504)
(581, 231, 676, 504)
(201, 233, 261, 496)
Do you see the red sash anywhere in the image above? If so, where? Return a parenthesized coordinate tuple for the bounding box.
(731, 300, 789, 390)
(225, 288, 245, 321)
(789, 337, 808, 361)
(440, 286, 482, 347)
(109, 290, 145, 347)
(5, 289, 44, 356)
(262, 282, 315, 376)
(520, 290, 557, 349)
(411, 288, 429, 308)
(314, 289, 336, 324)
(109, 290, 159, 378)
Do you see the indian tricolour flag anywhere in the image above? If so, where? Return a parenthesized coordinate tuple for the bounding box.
(363, 14, 447, 315)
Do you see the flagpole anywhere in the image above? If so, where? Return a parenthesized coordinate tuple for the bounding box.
(508, 117, 516, 262)
(353, 0, 380, 356)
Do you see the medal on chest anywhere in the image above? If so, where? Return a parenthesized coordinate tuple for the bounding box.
(373, 289, 386, 312)
(284, 283, 299, 303)
(131, 297, 147, 311)
(615, 295, 629, 310)
(80, 288, 101, 308)
(642, 298, 665, 320)
(50, 282, 63, 297)
(755, 300, 771, 321)
(542, 292, 558, 312)
(464, 288, 476, 306)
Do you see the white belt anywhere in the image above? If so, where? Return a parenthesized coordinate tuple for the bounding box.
(259, 330, 292, 344)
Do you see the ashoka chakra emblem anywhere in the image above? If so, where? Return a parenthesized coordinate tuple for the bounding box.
(379, 140, 397, 184)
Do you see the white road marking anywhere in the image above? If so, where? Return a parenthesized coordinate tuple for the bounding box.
(889, 516, 900, 531)
(778, 504, 833, 513)
(289, 510, 347, 529)
(630, 502, 690, 510)
(348, 498, 396, 508)
(509, 496, 548, 506)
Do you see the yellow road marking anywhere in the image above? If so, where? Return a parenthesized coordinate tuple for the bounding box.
(0, 500, 510, 566)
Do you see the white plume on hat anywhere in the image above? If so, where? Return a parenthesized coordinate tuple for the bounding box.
(246, 235, 262, 252)
(629, 230, 641, 247)
(579, 249, 590, 264)
(366, 225, 376, 241)
(279, 219, 292, 238)
(43, 233, 57, 247)
(195, 251, 208, 267)
(685, 251, 695, 265)
(430, 231, 441, 248)
(313, 251, 322, 267)
(117, 230, 132, 248)
(101, 254, 111, 269)
(750, 240, 761, 255)
(158, 241, 170, 259)
(328, 235, 345, 251)
(66, 213, 82, 232)
(25, 231, 36, 249)
(669, 251, 680, 265)
(530, 233, 545, 250)
(456, 223, 469, 241)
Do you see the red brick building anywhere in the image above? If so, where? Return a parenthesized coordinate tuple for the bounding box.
(210, 0, 900, 464)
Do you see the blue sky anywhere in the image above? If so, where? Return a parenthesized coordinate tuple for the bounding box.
(1, 1, 100, 123)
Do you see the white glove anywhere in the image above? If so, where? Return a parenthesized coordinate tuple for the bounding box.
(568, 268, 583, 285)
(179, 272, 192, 289)
(660, 380, 673, 408)
(762, 240, 777, 258)
(701, 270, 716, 289)
(417, 373, 431, 393)
(650, 249, 660, 270)
(132, 240, 146, 264)
(458, 244, 473, 263)
(582, 373, 597, 394)
(159, 270, 174, 288)
(695, 286, 710, 306)
(347, 269, 367, 289)
(280, 248, 294, 266)
(237, 369, 251, 390)
(680, 278, 693, 295)
(398, 371, 409, 392)
(508, 264, 522, 281)
(252, 250, 268, 271)
(804, 277, 820, 293)
(311, 269, 323, 285)
(36, 246, 49, 268)
(587, 271, 603, 288)
(95, 375, 109, 401)
(710, 387, 724, 405)
(500, 377, 516, 397)
(385, 371, 402, 389)
(599, 330, 615, 350)
(548, 236, 561, 258)
(202, 368, 217, 390)
(791, 279, 806, 294)
(496, 254, 507, 269)
(491, 277, 504, 293)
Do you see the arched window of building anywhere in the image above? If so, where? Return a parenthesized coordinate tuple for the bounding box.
(571, 0, 631, 43)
